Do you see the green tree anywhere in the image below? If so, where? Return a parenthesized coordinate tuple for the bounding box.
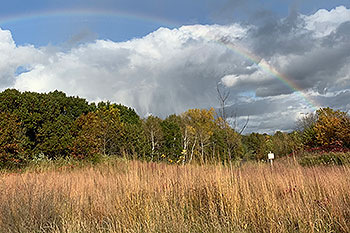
(295, 112, 318, 148)
(243, 133, 269, 161)
(0, 89, 94, 157)
(36, 115, 74, 159)
(211, 122, 243, 162)
(160, 116, 183, 162)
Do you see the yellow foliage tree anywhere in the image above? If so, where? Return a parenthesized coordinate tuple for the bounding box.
(71, 107, 122, 158)
(182, 108, 216, 162)
(314, 107, 350, 147)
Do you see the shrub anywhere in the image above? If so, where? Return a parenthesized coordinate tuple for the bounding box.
(298, 152, 350, 166)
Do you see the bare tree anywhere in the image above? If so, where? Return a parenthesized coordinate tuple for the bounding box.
(216, 83, 230, 122)
(216, 83, 249, 134)
(238, 115, 249, 134)
(295, 112, 318, 132)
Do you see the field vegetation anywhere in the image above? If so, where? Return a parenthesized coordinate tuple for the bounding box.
(1, 158, 350, 232)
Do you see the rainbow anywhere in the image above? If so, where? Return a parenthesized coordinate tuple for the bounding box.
(213, 38, 319, 110)
(0, 8, 180, 28)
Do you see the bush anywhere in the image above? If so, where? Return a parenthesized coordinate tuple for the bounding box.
(298, 152, 350, 166)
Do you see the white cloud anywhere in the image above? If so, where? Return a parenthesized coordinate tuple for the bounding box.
(0, 28, 45, 89)
(303, 6, 350, 37)
(13, 24, 249, 116)
(221, 74, 240, 87)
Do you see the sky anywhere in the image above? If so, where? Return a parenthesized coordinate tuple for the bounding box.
(0, 0, 350, 134)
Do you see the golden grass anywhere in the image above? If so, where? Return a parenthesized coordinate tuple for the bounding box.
(0, 159, 349, 232)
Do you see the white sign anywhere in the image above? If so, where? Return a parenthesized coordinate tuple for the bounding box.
(268, 152, 274, 160)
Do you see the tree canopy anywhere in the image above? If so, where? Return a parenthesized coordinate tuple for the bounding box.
(0, 89, 349, 167)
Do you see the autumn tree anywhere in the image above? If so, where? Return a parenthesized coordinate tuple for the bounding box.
(182, 108, 216, 162)
(96, 106, 123, 156)
(143, 115, 163, 160)
(71, 112, 102, 159)
(341, 116, 350, 148)
(314, 107, 350, 147)
(0, 112, 25, 167)
(71, 105, 123, 158)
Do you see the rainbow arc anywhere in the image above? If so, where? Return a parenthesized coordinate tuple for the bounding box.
(213, 37, 319, 110)
(0, 9, 179, 28)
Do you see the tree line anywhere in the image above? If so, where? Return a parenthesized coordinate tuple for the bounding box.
(0, 89, 349, 167)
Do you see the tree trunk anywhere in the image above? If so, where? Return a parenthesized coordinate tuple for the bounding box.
(200, 138, 204, 163)
(182, 128, 188, 165)
(151, 129, 155, 161)
(189, 136, 197, 163)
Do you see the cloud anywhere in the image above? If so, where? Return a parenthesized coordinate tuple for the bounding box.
(303, 6, 350, 37)
(0, 28, 45, 89)
(14, 24, 249, 116)
(63, 29, 98, 48)
(0, 5, 350, 133)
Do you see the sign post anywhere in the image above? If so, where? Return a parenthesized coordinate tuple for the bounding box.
(268, 152, 274, 166)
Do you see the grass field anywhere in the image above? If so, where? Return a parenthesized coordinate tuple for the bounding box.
(0, 159, 349, 232)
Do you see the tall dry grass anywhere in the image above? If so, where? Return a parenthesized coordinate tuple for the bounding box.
(0, 159, 349, 232)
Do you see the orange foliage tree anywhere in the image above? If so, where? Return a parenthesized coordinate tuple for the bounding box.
(70, 107, 122, 158)
(314, 107, 350, 147)
(0, 112, 24, 166)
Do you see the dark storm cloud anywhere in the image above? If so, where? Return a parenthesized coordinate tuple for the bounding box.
(221, 6, 350, 100)
(248, 11, 315, 58)
(314, 90, 350, 111)
(277, 21, 350, 95)
(224, 94, 313, 133)
(255, 85, 293, 97)
(283, 43, 350, 90)
(225, 94, 303, 118)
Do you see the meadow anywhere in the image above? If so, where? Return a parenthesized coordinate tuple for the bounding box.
(0, 158, 349, 233)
